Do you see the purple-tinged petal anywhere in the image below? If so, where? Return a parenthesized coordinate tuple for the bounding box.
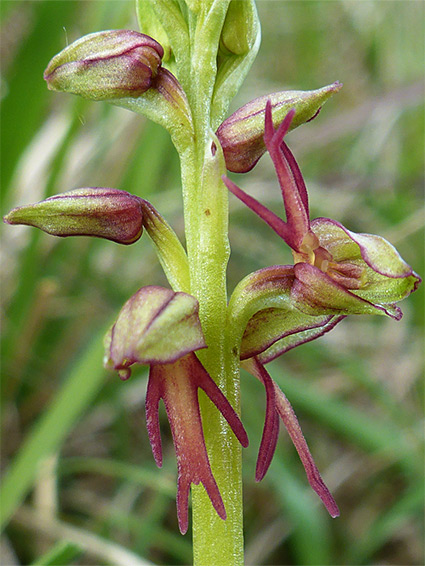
(145, 353, 248, 534)
(242, 358, 279, 482)
(228, 265, 295, 350)
(292, 263, 402, 319)
(104, 286, 206, 376)
(239, 264, 295, 296)
(272, 376, 340, 518)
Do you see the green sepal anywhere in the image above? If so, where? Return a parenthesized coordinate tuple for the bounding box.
(240, 306, 340, 361)
(3, 188, 144, 245)
(44, 30, 164, 101)
(310, 218, 421, 311)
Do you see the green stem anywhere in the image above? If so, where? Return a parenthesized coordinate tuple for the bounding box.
(177, 4, 243, 563)
(183, 144, 243, 565)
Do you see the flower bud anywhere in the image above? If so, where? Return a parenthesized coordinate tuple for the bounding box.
(44, 30, 164, 101)
(216, 82, 342, 173)
(220, 0, 258, 55)
(3, 188, 144, 244)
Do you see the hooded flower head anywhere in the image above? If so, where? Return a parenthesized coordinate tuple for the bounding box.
(225, 100, 420, 518)
(104, 285, 248, 534)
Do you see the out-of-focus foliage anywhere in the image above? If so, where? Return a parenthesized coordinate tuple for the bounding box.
(1, 1, 423, 565)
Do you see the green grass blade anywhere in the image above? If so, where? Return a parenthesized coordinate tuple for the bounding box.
(30, 541, 82, 566)
(0, 327, 108, 531)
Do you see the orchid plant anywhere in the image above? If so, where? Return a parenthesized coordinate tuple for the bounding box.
(3, 1, 420, 564)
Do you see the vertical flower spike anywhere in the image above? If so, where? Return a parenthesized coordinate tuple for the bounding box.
(104, 286, 248, 533)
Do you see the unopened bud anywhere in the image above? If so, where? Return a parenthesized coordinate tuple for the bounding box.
(3, 188, 144, 245)
(221, 0, 258, 55)
(216, 82, 342, 173)
(44, 30, 164, 101)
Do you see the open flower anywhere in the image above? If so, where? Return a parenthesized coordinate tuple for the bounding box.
(104, 285, 248, 534)
(225, 101, 420, 517)
(224, 101, 420, 320)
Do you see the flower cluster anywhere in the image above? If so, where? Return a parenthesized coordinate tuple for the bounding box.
(223, 101, 420, 517)
(4, 14, 420, 538)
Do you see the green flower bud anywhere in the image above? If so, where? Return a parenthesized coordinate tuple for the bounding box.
(221, 0, 258, 55)
(44, 30, 164, 101)
(216, 82, 342, 173)
(3, 188, 144, 245)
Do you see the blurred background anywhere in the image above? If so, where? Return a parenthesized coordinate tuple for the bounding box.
(1, 1, 424, 565)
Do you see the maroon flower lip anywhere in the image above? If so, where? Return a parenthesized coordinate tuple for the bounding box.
(147, 352, 248, 534)
(243, 357, 340, 519)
